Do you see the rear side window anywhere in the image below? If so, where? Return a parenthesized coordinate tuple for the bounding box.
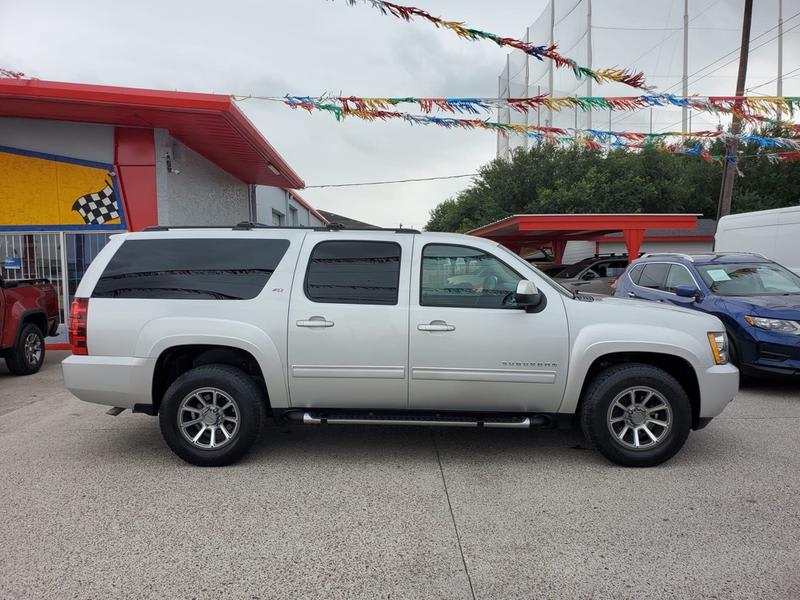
(639, 263, 670, 290)
(305, 241, 401, 305)
(627, 263, 645, 284)
(93, 238, 289, 300)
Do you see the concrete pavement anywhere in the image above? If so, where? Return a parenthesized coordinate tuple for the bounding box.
(0, 351, 798, 599)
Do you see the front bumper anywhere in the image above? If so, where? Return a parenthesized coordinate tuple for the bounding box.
(739, 329, 800, 379)
(698, 363, 740, 419)
(62, 354, 155, 409)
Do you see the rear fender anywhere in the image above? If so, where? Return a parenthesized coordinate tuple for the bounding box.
(135, 317, 289, 409)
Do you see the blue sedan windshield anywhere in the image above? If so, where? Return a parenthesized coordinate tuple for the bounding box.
(696, 262, 800, 296)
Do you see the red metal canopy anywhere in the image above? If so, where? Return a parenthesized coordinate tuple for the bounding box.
(0, 78, 304, 189)
(469, 214, 701, 262)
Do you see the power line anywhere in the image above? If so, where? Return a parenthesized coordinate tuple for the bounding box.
(747, 65, 800, 93)
(305, 173, 478, 189)
(662, 10, 800, 94)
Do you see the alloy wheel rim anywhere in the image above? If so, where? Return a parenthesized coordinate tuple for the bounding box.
(177, 387, 240, 450)
(24, 332, 42, 366)
(606, 386, 673, 451)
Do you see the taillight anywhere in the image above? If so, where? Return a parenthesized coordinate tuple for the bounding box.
(69, 298, 89, 355)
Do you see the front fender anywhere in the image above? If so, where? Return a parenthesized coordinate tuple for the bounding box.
(135, 317, 289, 409)
(558, 324, 711, 415)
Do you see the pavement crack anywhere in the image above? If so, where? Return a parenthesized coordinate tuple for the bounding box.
(432, 431, 477, 600)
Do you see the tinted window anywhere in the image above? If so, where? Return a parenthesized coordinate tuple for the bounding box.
(93, 238, 289, 300)
(305, 241, 401, 305)
(639, 263, 669, 289)
(627, 263, 645, 285)
(421, 244, 523, 308)
(665, 264, 696, 292)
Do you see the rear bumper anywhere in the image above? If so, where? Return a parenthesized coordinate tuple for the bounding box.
(698, 363, 739, 418)
(62, 354, 155, 409)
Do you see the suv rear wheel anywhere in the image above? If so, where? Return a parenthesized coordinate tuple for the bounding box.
(159, 364, 264, 466)
(5, 323, 45, 375)
(580, 363, 692, 467)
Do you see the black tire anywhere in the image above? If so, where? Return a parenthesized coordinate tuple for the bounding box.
(5, 323, 45, 375)
(580, 363, 692, 468)
(158, 364, 264, 467)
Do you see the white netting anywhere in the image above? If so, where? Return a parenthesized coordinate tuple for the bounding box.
(496, 0, 715, 158)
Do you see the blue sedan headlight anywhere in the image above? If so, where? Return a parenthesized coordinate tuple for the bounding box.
(744, 316, 800, 335)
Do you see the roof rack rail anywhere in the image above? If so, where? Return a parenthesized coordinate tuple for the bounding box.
(640, 252, 695, 262)
(143, 222, 421, 234)
(703, 251, 767, 259)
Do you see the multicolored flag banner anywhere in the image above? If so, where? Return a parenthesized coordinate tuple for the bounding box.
(335, 0, 648, 89)
(274, 93, 800, 125)
(280, 96, 800, 163)
(0, 67, 26, 79)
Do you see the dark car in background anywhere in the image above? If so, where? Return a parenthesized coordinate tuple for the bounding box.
(614, 253, 800, 379)
(553, 255, 629, 295)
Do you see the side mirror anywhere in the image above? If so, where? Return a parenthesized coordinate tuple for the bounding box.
(674, 284, 702, 300)
(515, 280, 543, 308)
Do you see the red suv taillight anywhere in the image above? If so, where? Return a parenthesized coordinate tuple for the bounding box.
(69, 298, 89, 355)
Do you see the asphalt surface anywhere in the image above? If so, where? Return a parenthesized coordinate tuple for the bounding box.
(0, 351, 798, 600)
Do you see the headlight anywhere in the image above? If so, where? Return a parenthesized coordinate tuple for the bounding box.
(744, 316, 800, 335)
(707, 332, 729, 365)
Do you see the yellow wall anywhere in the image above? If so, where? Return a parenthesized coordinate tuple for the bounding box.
(0, 149, 121, 227)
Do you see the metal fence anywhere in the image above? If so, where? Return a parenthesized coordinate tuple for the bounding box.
(0, 231, 114, 340)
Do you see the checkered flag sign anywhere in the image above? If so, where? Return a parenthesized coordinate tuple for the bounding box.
(72, 180, 119, 225)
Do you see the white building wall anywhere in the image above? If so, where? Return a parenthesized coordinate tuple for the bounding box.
(599, 240, 714, 256)
(255, 186, 324, 227)
(154, 130, 250, 226)
(562, 239, 713, 263)
(0, 117, 113, 164)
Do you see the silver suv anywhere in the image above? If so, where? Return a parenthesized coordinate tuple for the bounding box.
(62, 224, 738, 467)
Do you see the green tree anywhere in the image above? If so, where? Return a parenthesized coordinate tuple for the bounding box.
(425, 141, 800, 232)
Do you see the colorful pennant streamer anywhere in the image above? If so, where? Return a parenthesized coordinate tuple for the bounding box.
(0, 67, 26, 79)
(277, 94, 800, 124)
(283, 96, 800, 154)
(336, 0, 648, 90)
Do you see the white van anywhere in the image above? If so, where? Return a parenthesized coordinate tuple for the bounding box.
(715, 206, 800, 274)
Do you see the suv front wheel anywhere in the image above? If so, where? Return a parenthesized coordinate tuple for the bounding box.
(159, 364, 264, 467)
(580, 363, 692, 467)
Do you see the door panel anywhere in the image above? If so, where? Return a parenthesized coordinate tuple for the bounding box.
(287, 234, 413, 409)
(409, 242, 569, 413)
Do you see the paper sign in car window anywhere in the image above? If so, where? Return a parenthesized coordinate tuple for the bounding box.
(707, 269, 732, 282)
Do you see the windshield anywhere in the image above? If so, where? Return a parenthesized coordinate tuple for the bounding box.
(557, 260, 594, 278)
(696, 262, 800, 296)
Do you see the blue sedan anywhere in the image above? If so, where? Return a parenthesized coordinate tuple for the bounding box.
(614, 253, 800, 379)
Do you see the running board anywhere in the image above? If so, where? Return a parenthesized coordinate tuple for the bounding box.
(299, 412, 546, 429)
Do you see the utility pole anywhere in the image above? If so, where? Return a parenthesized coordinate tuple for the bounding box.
(717, 0, 753, 219)
(777, 0, 784, 121)
(587, 0, 593, 129)
(524, 27, 531, 150)
(547, 0, 555, 127)
(682, 0, 689, 132)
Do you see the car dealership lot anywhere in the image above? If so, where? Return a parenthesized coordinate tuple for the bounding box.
(1, 352, 798, 600)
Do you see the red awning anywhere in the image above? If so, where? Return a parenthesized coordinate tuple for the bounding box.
(469, 214, 701, 262)
(0, 78, 304, 189)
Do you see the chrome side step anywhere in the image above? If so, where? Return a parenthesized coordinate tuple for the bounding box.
(301, 412, 534, 429)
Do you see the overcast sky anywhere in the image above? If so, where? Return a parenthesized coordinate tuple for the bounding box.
(1, 0, 798, 228)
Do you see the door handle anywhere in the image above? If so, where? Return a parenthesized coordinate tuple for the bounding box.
(627, 292, 638, 298)
(418, 320, 455, 332)
(297, 316, 334, 328)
